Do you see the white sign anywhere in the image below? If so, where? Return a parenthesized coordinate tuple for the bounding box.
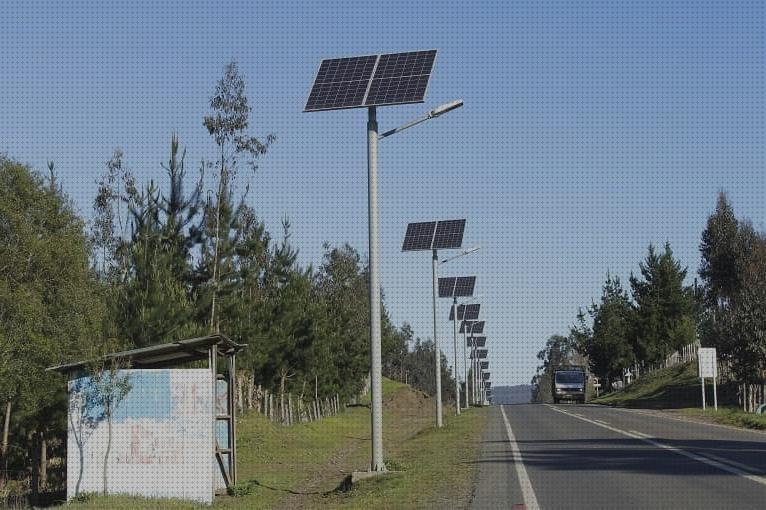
(698, 347, 717, 378)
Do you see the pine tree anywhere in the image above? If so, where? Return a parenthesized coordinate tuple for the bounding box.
(630, 243, 695, 362)
(574, 275, 634, 387)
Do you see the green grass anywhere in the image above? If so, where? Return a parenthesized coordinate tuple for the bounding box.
(56, 379, 488, 509)
(679, 407, 766, 431)
(320, 407, 489, 510)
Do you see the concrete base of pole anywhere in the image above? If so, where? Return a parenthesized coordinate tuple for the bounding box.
(343, 469, 397, 490)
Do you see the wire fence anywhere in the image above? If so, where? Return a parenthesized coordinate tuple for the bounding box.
(234, 372, 345, 426)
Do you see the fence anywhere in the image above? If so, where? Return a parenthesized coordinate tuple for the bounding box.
(234, 372, 343, 426)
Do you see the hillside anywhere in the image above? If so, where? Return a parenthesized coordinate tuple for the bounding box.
(592, 362, 766, 431)
(592, 362, 738, 409)
(58, 379, 489, 510)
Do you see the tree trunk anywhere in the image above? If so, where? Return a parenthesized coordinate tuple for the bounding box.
(30, 431, 40, 505)
(1, 401, 11, 461)
(40, 435, 47, 491)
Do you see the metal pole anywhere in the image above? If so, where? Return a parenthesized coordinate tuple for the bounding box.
(432, 249, 443, 427)
(367, 107, 385, 471)
(452, 298, 460, 416)
(210, 346, 217, 497)
(474, 347, 479, 405)
(462, 326, 468, 409)
(713, 376, 718, 410)
(701, 377, 706, 410)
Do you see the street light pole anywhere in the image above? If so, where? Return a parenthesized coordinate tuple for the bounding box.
(452, 297, 460, 416)
(367, 106, 385, 471)
(463, 326, 469, 409)
(438, 246, 479, 413)
(432, 249, 443, 428)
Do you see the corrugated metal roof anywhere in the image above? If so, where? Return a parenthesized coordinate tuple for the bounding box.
(47, 334, 246, 373)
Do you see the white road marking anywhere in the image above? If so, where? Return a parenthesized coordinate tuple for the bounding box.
(500, 405, 540, 510)
(593, 419, 609, 426)
(546, 405, 766, 488)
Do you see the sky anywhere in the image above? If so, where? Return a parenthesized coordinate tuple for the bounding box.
(1, 1, 763, 386)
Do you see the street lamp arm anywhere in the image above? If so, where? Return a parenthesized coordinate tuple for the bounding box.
(440, 246, 480, 265)
(379, 99, 464, 140)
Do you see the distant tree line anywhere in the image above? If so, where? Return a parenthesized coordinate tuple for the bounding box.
(0, 61, 457, 499)
(532, 192, 766, 401)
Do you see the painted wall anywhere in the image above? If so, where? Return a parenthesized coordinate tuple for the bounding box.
(67, 368, 214, 504)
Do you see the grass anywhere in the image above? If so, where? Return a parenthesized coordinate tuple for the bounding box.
(56, 379, 488, 509)
(592, 362, 737, 409)
(320, 406, 489, 510)
(679, 407, 766, 431)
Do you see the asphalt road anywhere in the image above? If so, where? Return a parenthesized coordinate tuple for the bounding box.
(470, 404, 766, 509)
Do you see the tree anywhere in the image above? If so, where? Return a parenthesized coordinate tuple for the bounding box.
(95, 138, 203, 348)
(574, 275, 634, 388)
(202, 61, 275, 333)
(0, 156, 104, 485)
(699, 192, 740, 310)
(629, 243, 695, 363)
(708, 229, 766, 381)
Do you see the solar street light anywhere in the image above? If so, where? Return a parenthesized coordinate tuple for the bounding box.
(305, 49, 452, 472)
(438, 275, 476, 417)
(403, 220, 468, 427)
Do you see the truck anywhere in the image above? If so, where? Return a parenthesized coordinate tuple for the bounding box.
(551, 366, 586, 404)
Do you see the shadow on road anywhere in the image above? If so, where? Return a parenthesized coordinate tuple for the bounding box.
(466, 437, 766, 476)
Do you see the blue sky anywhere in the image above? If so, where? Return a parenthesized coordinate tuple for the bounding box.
(2, 1, 763, 386)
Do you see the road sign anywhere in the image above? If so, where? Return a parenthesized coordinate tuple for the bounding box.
(698, 347, 718, 410)
(698, 348, 717, 378)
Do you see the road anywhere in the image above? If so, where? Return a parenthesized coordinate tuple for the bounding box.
(470, 404, 766, 509)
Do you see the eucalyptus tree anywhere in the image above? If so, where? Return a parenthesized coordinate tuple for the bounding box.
(202, 61, 275, 333)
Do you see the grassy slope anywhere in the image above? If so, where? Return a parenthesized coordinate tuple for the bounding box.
(59, 379, 488, 509)
(592, 362, 766, 431)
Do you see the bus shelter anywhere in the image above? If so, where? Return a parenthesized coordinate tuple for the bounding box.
(48, 334, 245, 504)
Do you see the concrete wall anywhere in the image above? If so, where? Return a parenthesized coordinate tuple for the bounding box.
(67, 368, 214, 504)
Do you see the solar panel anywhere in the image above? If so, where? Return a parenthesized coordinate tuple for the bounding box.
(480, 361, 489, 370)
(464, 304, 481, 321)
(432, 219, 466, 250)
(305, 55, 378, 111)
(402, 219, 465, 251)
(402, 221, 436, 251)
(485, 382, 492, 388)
(471, 321, 485, 334)
(459, 320, 474, 334)
(468, 336, 486, 347)
(453, 276, 476, 297)
(449, 304, 465, 321)
(438, 277, 456, 298)
(305, 50, 437, 112)
(364, 50, 437, 107)
(482, 372, 491, 380)
(477, 349, 487, 359)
